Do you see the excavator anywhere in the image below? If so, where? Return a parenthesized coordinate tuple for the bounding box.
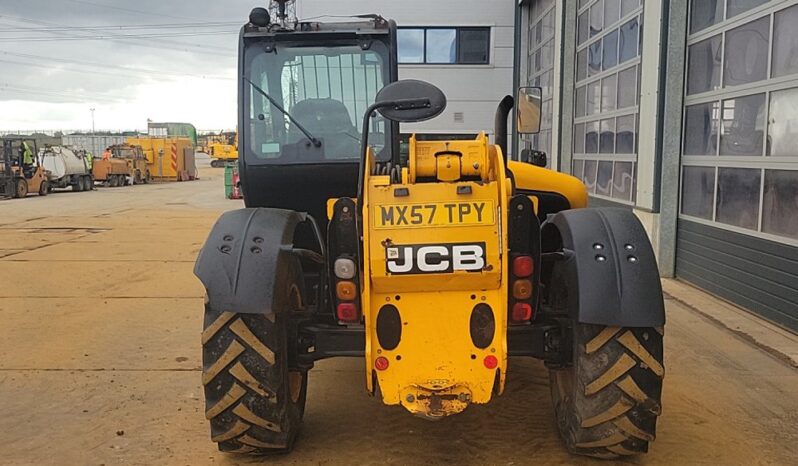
(209, 131, 238, 168)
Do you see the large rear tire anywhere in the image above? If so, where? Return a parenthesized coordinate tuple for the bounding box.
(550, 324, 663, 458)
(201, 277, 307, 454)
(547, 260, 664, 459)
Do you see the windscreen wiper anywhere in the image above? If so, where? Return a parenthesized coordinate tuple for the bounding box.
(244, 78, 321, 147)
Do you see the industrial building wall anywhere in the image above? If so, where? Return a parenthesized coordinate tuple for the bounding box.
(674, 0, 798, 331)
(296, 0, 515, 140)
(516, 0, 798, 331)
(61, 135, 127, 157)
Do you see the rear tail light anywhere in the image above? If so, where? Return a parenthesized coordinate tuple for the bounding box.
(512, 256, 534, 278)
(509, 254, 536, 324)
(512, 279, 533, 300)
(334, 258, 356, 279)
(375, 356, 389, 371)
(336, 281, 357, 300)
(511, 302, 532, 323)
(336, 302, 359, 322)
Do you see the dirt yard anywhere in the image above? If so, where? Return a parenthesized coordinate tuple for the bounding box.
(0, 158, 796, 465)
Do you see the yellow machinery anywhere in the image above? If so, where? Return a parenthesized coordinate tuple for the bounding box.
(194, 9, 665, 460)
(92, 158, 130, 187)
(208, 131, 238, 168)
(126, 137, 197, 181)
(107, 144, 150, 184)
(358, 133, 586, 414)
(1, 138, 48, 198)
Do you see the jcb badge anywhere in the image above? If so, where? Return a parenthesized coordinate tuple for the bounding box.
(386, 242, 486, 274)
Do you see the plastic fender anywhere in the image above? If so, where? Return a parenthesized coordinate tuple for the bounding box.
(547, 208, 665, 327)
(194, 208, 306, 315)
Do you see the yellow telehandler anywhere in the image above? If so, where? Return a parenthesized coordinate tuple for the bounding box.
(195, 5, 665, 459)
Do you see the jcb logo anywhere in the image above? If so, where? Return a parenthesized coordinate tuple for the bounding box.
(385, 242, 486, 275)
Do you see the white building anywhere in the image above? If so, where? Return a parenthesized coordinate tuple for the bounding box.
(296, 0, 516, 146)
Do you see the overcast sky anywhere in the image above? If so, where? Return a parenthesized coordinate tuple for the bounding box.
(0, 0, 261, 132)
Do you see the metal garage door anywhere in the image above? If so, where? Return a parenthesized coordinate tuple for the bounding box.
(676, 0, 798, 331)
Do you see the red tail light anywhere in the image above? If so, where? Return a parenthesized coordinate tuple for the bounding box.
(513, 255, 534, 277)
(336, 302, 359, 322)
(375, 356, 389, 371)
(511, 302, 532, 323)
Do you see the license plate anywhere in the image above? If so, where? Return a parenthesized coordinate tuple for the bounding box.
(374, 201, 495, 228)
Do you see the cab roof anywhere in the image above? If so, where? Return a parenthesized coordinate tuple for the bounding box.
(242, 16, 391, 40)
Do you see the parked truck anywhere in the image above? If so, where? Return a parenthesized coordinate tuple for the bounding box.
(40, 146, 93, 192)
(108, 144, 150, 184)
(92, 157, 130, 187)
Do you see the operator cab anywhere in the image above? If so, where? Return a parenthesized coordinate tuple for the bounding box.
(238, 10, 399, 230)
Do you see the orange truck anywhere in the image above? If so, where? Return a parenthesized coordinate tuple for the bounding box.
(92, 157, 130, 187)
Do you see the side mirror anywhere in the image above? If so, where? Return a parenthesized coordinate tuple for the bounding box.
(374, 79, 447, 123)
(357, 80, 446, 207)
(517, 87, 542, 134)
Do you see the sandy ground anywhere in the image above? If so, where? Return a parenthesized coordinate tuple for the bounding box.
(0, 156, 796, 465)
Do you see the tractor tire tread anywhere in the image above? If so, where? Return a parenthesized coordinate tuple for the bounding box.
(552, 324, 664, 459)
(202, 306, 303, 455)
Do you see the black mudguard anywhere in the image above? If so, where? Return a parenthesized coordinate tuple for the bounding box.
(545, 208, 665, 327)
(194, 208, 308, 315)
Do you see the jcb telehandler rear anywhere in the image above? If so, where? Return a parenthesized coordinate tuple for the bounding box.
(195, 5, 665, 459)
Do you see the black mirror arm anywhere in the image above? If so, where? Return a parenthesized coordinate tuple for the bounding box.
(356, 98, 432, 209)
(357, 101, 393, 212)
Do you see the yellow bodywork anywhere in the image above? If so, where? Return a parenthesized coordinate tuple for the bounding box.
(507, 160, 588, 209)
(209, 132, 238, 162)
(126, 137, 194, 181)
(361, 133, 509, 418)
(209, 143, 238, 162)
(354, 133, 587, 419)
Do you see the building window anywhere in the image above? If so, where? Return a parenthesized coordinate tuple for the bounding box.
(572, 0, 643, 204)
(521, 0, 556, 166)
(397, 29, 425, 63)
(680, 0, 798, 245)
(397, 27, 490, 64)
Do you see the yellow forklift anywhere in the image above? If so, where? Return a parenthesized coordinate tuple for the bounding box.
(1, 138, 48, 198)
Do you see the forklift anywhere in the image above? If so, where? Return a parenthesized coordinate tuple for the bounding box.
(1, 138, 48, 199)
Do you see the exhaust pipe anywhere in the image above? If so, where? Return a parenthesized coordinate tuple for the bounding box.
(494, 95, 514, 161)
